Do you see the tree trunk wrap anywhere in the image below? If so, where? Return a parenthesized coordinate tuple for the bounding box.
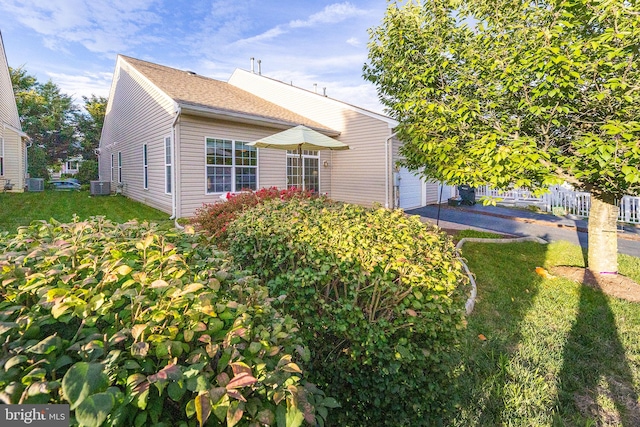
(588, 196, 618, 275)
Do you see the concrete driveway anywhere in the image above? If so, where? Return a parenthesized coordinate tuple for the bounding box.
(405, 204, 640, 258)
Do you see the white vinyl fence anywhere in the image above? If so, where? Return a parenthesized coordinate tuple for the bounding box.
(474, 186, 640, 224)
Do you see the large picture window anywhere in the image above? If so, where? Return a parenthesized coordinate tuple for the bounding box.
(287, 150, 319, 192)
(206, 138, 257, 193)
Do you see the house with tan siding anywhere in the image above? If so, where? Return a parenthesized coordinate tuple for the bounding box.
(99, 55, 435, 218)
(0, 31, 28, 192)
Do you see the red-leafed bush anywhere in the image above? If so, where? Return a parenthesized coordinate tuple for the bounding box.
(192, 187, 322, 244)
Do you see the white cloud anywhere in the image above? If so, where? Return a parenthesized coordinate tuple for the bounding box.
(289, 2, 365, 28)
(237, 26, 287, 45)
(346, 37, 361, 47)
(47, 71, 113, 102)
(0, 0, 161, 55)
(234, 2, 368, 46)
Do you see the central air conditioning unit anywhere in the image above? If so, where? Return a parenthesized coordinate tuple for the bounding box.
(90, 181, 111, 196)
(27, 178, 44, 192)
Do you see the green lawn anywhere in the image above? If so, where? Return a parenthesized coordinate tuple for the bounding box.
(452, 240, 640, 426)
(0, 190, 169, 233)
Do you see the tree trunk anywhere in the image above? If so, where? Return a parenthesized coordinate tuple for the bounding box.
(588, 195, 618, 275)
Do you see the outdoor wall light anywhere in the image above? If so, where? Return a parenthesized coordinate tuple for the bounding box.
(323, 160, 329, 167)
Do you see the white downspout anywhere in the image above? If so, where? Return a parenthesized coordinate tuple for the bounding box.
(170, 107, 181, 222)
(385, 131, 398, 209)
(25, 139, 32, 183)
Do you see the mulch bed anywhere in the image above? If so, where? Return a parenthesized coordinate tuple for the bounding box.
(550, 267, 640, 303)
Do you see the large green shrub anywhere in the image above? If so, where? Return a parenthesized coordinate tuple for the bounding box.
(0, 217, 335, 426)
(227, 199, 470, 426)
(27, 145, 50, 180)
(76, 159, 99, 185)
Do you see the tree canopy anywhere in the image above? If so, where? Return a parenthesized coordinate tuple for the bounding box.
(365, 0, 640, 198)
(365, 0, 640, 274)
(10, 67, 107, 165)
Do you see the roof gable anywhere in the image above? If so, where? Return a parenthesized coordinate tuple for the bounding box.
(119, 55, 336, 134)
(0, 31, 22, 131)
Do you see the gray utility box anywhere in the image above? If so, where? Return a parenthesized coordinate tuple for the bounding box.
(27, 178, 44, 192)
(90, 181, 111, 196)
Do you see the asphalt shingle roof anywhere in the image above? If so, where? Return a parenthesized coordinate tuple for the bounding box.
(120, 55, 336, 134)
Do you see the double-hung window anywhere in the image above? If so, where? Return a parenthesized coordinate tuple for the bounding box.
(165, 136, 172, 194)
(206, 138, 257, 193)
(0, 138, 4, 176)
(287, 150, 319, 192)
(118, 152, 122, 183)
(143, 144, 148, 190)
(110, 154, 115, 182)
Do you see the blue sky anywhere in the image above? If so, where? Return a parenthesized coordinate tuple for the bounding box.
(0, 0, 391, 113)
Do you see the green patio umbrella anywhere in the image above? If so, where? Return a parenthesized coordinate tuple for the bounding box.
(247, 125, 349, 190)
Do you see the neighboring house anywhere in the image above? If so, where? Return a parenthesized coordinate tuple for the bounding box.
(0, 31, 28, 192)
(99, 55, 439, 217)
(50, 156, 84, 178)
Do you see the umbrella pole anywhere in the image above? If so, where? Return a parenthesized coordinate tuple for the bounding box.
(298, 145, 303, 190)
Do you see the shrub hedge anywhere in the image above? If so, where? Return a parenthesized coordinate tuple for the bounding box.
(0, 217, 335, 426)
(227, 199, 470, 426)
(192, 187, 318, 246)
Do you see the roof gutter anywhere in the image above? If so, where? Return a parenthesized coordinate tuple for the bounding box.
(3, 122, 29, 139)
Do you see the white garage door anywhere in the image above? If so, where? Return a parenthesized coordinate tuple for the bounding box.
(398, 167, 424, 209)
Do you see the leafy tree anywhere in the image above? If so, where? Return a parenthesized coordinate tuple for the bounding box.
(76, 95, 107, 160)
(365, 0, 640, 276)
(27, 145, 49, 180)
(10, 67, 79, 165)
(76, 159, 98, 184)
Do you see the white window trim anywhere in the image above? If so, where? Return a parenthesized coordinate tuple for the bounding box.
(110, 153, 115, 182)
(0, 137, 4, 176)
(204, 137, 258, 194)
(143, 144, 148, 190)
(117, 152, 123, 184)
(164, 136, 172, 195)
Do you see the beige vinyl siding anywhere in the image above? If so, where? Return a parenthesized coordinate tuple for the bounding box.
(0, 39, 21, 130)
(228, 70, 396, 207)
(0, 130, 24, 190)
(177, 114, 315, 218)
(1, 33, 26, 191)
(99, 58, 176, 214)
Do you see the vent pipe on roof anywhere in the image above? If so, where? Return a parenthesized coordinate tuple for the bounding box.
(323, 87, 327, 97)
(258, 59, 262, 75)
(313, 83, 317, 93)
(250, 57, 255, 73)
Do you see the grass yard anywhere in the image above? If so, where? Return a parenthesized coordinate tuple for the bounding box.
(452, 240, 640, 426)
(0, 190, 169, 233)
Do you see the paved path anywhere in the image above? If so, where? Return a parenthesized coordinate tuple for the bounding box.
(406, 204, 640, 257)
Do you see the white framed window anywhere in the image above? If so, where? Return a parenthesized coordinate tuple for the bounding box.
(287, 150, 319, 192)
(164, 136, 172, 194)
(206, 138, 257, 193)
(143, 144, 148, 190)
(110, 153, 115, 182)
(117, 152, 122, 183)
(0, 138, 4, 176)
